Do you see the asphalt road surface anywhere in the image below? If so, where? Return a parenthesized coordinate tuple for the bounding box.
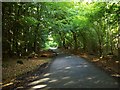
(15, 51, 119, 90)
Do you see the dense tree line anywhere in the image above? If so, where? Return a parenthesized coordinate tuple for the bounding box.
(2, 2, 120, 59)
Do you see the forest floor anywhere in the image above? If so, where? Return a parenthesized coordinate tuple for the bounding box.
(61, 49, 120, 80)
(2, 57, 52, 89)
(2, 49, 57, 87)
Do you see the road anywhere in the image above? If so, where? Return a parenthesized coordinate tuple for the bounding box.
(14, 52, 119, 90)
(15, 51, 119, 89)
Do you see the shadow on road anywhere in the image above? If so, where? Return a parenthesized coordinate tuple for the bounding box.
(14, 54, 119, 90)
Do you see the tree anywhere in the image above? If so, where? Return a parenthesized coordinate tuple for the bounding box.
(2, 2, 119, 59)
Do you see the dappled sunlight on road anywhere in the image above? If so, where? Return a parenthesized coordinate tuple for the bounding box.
(62, 76, 70, 80)
(87, 77, 93, 80)
(64, 81, 75, 86)
(65, 67, 71, 70)
(43, 73, 51, 77)
(28, 78, 50, 86)
(31, 84, 47, 89)
(16, 54, 119, 89)
(2, 82, 13, 88)
(65, 56, 72, 59)
(26, 66, 119, 89)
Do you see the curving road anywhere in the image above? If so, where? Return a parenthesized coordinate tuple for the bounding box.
(22, 52, 120, 90)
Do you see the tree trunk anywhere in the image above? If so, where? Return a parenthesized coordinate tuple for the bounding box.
(79, 32, 86, 52)
(34, 3, 41, 53)
(118, 17, 120, 59)
(116, 3, 120, 59)
(71, 31, 77, 50)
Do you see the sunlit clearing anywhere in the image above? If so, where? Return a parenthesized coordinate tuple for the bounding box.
(43, 73, 51, 77)
(32, 85, 47, 89)
(28, 78, 50, 86)
(65, 67, 71, 69)
(49, 79, 58, 83)
(45, 34, 58, 49)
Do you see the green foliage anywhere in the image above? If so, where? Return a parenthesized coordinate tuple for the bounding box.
(2, 2, 120, 58)
(22, 16, 39, 26)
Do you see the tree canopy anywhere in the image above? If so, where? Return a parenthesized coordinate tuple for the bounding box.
(2, 1, 120, 59)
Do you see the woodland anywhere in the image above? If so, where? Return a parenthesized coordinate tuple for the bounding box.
(2, 2, 120, 59)
(2, 2, 120, 87)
